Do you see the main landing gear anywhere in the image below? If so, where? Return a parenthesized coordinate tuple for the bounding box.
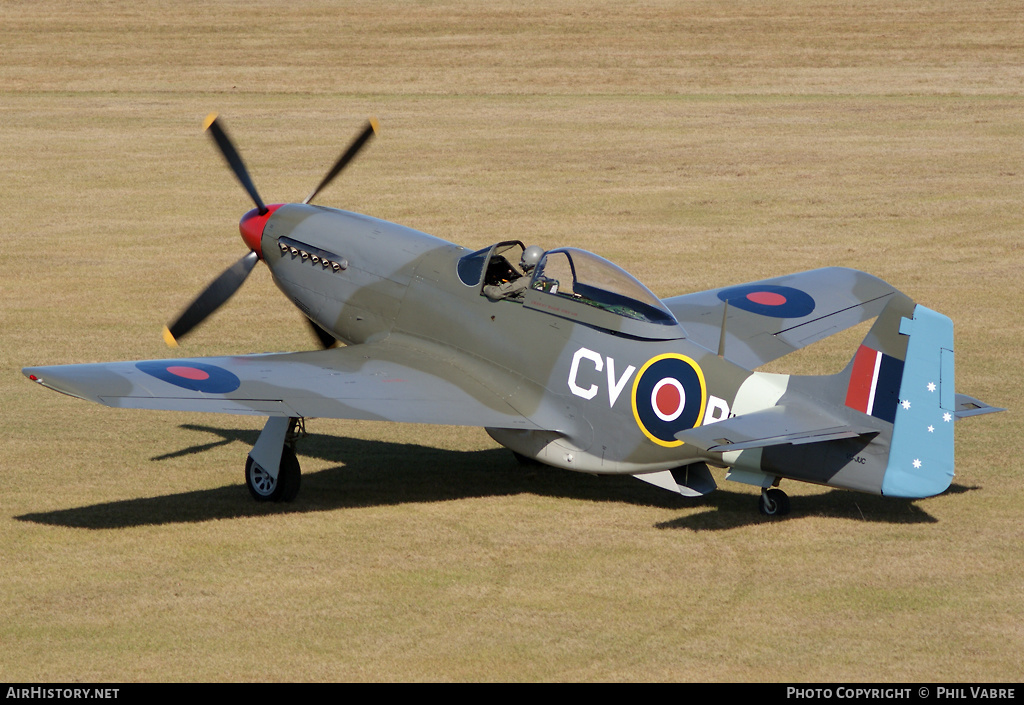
(758, 486, 791, 517)
(245, 416, 304, 502)
(246, 446, 301, 502)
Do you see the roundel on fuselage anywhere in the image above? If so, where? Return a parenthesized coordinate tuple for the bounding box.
(631, 353, 706, 447)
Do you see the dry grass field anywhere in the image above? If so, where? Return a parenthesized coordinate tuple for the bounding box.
(2, 0, 1022, 682)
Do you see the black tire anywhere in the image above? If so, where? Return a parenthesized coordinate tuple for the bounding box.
(246, 446, 301, 502)
(758, 488, 790, 516)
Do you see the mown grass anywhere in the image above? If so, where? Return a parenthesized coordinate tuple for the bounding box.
(1, 0, 1021, 682)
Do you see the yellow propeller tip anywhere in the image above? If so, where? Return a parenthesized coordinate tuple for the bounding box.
(203, 112, 218, 131)
(369, 117, 380, 135)
(162, 327, 179, 348)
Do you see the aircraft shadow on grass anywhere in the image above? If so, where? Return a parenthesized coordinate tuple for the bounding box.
(17, 423, 973, 531)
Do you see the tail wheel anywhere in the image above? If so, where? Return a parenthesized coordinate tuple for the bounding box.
(758, 487, 790, 516)
(246, 446, 301, 502)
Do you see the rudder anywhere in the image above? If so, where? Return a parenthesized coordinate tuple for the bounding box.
(883, 305, 956, 497)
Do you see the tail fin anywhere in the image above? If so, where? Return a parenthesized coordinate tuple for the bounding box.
(843, 296, 956, 497)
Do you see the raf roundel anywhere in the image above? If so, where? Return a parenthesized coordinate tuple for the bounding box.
(631, 353, 707, 447)
(136, 361, 242, 394)
(651, 378, 687, 422)
(717, 283, 815, 319)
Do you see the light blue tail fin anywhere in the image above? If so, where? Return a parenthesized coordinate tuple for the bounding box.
(881, 305, 955, 496)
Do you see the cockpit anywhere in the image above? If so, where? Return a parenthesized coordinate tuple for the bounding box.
(457, 242, 684, 340)
(457, 241, 528, 292)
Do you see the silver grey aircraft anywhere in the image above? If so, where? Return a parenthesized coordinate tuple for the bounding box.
(23, 116, 1004, 515)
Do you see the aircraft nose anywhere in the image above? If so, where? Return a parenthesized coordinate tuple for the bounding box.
(238, 204, 281, 258)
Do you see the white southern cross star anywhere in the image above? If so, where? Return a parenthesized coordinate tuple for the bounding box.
(901, 399, 911, 410)
(913, 459, 922, 469)
(928, 425, 935, 433)
(927, 382, 936, 392)
(943, 412, 952, 423)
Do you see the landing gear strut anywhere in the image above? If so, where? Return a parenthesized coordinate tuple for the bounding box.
(758, 487, 790, 517)
(245, 416, 304, 502)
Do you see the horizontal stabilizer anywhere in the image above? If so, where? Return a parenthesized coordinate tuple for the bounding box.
(954, 393, 1006, 419)
(675, 405, 877, 454)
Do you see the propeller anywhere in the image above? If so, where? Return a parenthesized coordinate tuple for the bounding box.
(162, 114, 377, 348)
(203, 113, 267, 215)
(163, 251, 258, 347)
(304, 118, 378, 206)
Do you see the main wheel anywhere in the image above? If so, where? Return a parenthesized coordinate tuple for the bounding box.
(246, 446, 301, 502)
(758, 488, 790, 516)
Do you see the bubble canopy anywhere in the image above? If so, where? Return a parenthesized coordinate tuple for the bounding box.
(515, 247, 684, 341)
(529, 248, 678, 325)
(457, 244, 683, 338)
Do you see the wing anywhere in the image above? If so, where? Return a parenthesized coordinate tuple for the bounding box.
(23, 339, 543, 430)
(663, 267, 899, 369)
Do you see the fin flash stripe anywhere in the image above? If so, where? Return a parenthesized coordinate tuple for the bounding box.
(846, 345, 904, 423)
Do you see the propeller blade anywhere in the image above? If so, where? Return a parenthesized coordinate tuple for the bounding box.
(303, 118, 379, 205)
(204, 113, 268, 215)
(308, 319, 339, 349)
(163, 251, 259, 346)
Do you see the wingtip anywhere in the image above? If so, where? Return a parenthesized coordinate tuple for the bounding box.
(203, 112, 218, 131)
(369, 117, 379, 135)
(162, 326, 179, 348)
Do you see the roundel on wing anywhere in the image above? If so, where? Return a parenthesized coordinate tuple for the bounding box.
(631, 353, 707, 448)
(136, 360, 241, 394)
(717, 283, 815, 319)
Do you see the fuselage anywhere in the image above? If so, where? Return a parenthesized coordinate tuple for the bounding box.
(22, 198, 967, 505)
(251, 203, 799, 478)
